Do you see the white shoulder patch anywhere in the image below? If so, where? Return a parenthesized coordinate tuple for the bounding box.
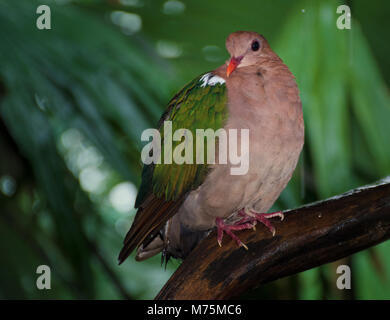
(199, 73, 225, 87)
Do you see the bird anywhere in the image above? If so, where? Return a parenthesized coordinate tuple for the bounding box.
(118, 31, 304, 264)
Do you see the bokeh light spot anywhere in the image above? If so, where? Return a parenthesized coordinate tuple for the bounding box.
(163, 0, 186, 15)
(111, 11, 142, 35)
(156, 40, 182, 58)
(109, 182, 137, 213)
(0, 175, 16, 197)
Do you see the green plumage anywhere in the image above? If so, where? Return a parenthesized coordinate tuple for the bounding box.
(136, 73, 228, 205)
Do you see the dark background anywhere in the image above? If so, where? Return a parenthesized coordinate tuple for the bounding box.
(0, 0, 390, 299)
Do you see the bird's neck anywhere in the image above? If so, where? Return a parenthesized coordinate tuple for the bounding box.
(225, 61, 302, 128)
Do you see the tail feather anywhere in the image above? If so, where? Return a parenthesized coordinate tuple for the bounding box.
(118, 195, 184, 264)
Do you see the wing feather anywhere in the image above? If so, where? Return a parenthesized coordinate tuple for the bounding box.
(118, 72, 227, 263)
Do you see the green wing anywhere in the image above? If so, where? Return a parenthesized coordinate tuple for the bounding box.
(139, 72, 228, 204)
(119, 72, 228, 263)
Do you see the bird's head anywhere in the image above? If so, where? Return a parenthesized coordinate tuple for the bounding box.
(225, 31, 275, 77)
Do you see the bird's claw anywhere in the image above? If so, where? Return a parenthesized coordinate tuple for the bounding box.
(215, 210, 284, 249)
(216, 217, 252, 250)
(238, 209, 284, 236)
(240, 242, 249, 250)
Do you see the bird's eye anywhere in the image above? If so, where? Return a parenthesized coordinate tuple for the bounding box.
(251, 40, 260, 51)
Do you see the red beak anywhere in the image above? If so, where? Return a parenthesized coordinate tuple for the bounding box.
(226, 56, 242, 77)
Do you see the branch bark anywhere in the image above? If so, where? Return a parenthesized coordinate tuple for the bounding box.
(155, 177, 390, 300)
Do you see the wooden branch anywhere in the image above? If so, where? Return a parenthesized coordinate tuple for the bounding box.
(156, 177, 390, 300)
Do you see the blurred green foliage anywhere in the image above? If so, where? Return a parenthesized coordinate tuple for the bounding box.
(0, 0, 390, 299)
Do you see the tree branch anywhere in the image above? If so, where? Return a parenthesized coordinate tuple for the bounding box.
(155, 177, 390, 300)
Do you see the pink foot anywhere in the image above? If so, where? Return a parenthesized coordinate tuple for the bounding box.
(216, 217, 254, 249)
(237, 209, 284, 236)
